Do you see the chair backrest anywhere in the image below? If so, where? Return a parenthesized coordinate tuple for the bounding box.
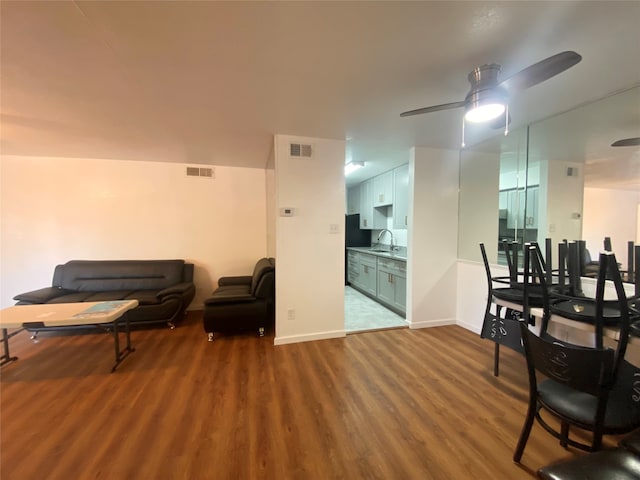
(521, 244, 618, 399)
(519, 322, 615, 396)
(524, 245, 632, 374)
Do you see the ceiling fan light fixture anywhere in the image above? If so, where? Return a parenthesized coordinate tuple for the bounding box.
(465, 102, 505, 123)
(344, 161, 364, 175)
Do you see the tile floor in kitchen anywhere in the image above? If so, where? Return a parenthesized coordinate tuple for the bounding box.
(344, 285, 408, 333)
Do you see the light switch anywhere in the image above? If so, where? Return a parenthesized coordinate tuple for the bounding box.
(329, 224, 340, 234)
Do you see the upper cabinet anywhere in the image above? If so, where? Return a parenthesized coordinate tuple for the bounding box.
(372, 170, 393, 207)
(352, 164, 410, 230)
(393, 164, 409, 230)
(359, 179, 386, 229)
(347, 184, 360, 215)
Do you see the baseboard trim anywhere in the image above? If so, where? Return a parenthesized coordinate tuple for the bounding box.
(456, 319, 481, 335)
(274, 329, 346, 346)
(409, 318, 456, 329)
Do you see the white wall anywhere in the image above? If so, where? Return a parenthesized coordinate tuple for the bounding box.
(407, 147, 459, 329)
(0, 155, 268, 310)
(541, 160, 584, 245)
(458, 150, 500, 263)
(583, 187, 640, 266)
(273, 135, 346, 345)
(266, 146, 276, 258)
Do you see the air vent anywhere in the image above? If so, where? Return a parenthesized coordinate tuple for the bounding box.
(186, 167, 215, 179)
(290, 143, 313, 158)
(566, 166, 579, 177)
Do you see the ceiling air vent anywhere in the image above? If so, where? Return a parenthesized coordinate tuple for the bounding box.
(186, 167, 215, 179)
(290, 143, 313, 158)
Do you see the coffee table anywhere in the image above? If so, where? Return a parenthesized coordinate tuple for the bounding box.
(0, 300, 139, 372)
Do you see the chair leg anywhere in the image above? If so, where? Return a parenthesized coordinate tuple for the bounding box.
(494, 343, 500, 377)
(513, 402, 537, 463)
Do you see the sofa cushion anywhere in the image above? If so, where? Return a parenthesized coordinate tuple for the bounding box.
(59, 260, 185, 292)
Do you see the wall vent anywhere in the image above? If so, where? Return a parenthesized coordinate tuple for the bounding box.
(566, 166, 579, 177)
(186, 167, 215, 179)
(290, 143, 313, 158)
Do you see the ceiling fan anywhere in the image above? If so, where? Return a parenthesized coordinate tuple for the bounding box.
(400, 51, 582, 130)
(611, 137, 640, 147)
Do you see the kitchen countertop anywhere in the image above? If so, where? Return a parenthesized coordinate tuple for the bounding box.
(347, 246, 407, 261)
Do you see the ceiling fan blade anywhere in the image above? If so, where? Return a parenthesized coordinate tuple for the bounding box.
(499, 51, 582, 93)
(400, 101, 465, 117)
(611, 137, 640, 147)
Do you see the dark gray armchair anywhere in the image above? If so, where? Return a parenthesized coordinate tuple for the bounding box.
(202, 257, 275, 341)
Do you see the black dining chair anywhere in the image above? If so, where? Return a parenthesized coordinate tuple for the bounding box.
(513, 247, 640, 462)
(551, 241, 640, 326)
(479, 240, 548, 376)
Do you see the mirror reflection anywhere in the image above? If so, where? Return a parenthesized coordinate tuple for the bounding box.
(458, 85, 640, 267)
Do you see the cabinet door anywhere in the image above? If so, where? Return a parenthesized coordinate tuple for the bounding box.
(525, 186, 538, 228)
(393, 164, 409, 229)
(373, 171, 393, 207)
(361, 263, 377, 296)
(507, 189, 525, 229)
(359, 254, 377, 296)
(347, 252, 360, 285)
(393, 275, 407, 314)
(377, 270, 394, 305)
(360, 179, 387, 229)
(359, 180, 373, 228)
(346, 185, 360, 215)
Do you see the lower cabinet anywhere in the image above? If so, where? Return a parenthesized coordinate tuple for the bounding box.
(347, 250, 407, 317)
(357, 253, 377, 297)
(376, 258, 407, 315)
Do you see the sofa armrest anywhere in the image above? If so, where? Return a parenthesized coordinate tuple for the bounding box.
(156, 282, 195, 299)
(13, 286, 72, 304)
(218, 276, 252, 287)
(204, 293, 256, 305)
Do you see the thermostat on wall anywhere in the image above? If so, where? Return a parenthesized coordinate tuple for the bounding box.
(280, 207, 295, 217)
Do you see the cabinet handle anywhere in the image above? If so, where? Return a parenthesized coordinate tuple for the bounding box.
(405, 215, 407, 226)
(364, 219, 368, 227)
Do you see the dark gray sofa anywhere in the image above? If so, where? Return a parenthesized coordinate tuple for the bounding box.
(203, 257, 275, 340)
(13, 259, 196, 330)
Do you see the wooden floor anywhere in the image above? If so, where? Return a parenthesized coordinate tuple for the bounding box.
(1, 311, 618, 479)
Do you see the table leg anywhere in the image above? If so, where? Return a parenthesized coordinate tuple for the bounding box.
(109, 312, 135, 373)
(1, 327, 20, 366)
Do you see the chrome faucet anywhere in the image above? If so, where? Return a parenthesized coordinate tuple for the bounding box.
(377, 229, 395, 250)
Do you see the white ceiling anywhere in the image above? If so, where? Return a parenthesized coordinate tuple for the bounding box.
(1, 1, 639, 187)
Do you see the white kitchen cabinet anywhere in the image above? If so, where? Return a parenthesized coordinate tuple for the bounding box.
(525, 186, 539, 228)
(346, 184, 360, 215)
(506, 188, 525, 229)
(373, 170, 393, 207)
(359, 179, 386, 229)
(393, 164, 409, 229)
(376, 257, 406, 315)
(347, 250, 360, 285)
(358, 253, 378, 296)
(502, 186, 538, 229)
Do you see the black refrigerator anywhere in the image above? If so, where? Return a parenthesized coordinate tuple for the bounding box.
(345, 214, 371, 284)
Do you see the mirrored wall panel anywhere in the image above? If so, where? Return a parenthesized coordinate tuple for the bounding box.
(458, 85, 640, 266)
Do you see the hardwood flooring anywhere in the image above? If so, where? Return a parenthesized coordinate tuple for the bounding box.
(0, 311, 618, 479)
